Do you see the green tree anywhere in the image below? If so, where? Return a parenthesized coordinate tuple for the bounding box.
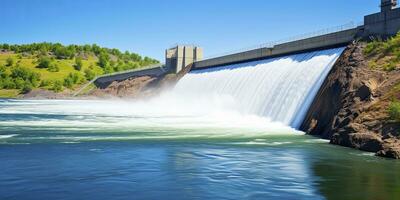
(1, 44, 10, 50)
(47, 63, 60, 72)
(40, 79, 51, 87)
(54, 45, 74, 59)
(10, 66, 41, 89)
(22, 82, 33, 94)
(29, 71, 41, 87)
(37, 56, 52, 69)
(98, 53, 109, 68)
(63, 73, 80, 89)
(14, 77, 25, 89)
(2, 77, 16, 89)
(103, 65, 114, 74)
(0, 65, 7, 78)
(74, 57, 83, 71)
(11, 66, 32, 80)
(52, 80, 63, 92)
(84, 69, 95, 81)
(63, 77, 74, 89)
(91, 44, 102, 55)
(6, 57, 15, 67)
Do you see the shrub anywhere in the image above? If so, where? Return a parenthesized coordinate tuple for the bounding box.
(54, 45, 74, 59)
(389, 101, 400, 122)
(383, 62, 397, 71)
(2, 77, 16, 89)
(113, 65, 124, 72)
(21, 82, 33, 94)
(14, 77, 25, 89)
(52, 80, 63, 92)
(368, 61, 378, 69)
(37, 56, 52, 68)
(0, 65, 7, 78)
(103, 65, 113, 74)
(47, 63, 60, 72)
(74, 57, 83, 71)
(84, 69, 95, 81)
(6, 57, 15, 67)
(98, 53, 109, 68)
(63, 73, 80, 88)
(29, 72, 41, 87)
(63, 77, 74, 89)
(40, 79, 52, 87)
(11, 66, 40, 82)
(11, 66, 32, 80)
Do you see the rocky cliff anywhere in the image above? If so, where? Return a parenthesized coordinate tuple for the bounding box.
(301, 42, 400, 159)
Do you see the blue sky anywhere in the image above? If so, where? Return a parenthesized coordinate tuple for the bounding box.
(1, 0, 379, 61)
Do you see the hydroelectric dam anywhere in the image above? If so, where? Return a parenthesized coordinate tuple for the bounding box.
(89, 0, 400, 130)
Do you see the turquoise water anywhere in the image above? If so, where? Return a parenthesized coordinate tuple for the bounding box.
(0, 99, 400, 200)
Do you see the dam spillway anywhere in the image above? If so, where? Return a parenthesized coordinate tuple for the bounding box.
(172, 47, 345, 129)
(0, 47, 345, 139)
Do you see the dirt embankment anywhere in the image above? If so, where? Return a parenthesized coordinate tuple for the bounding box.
(301, 43, 400, 159)
(86, 64, 192, 99)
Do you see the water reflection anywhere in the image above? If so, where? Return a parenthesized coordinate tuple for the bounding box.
(1, 138, 400, 200)
(311, 155, 400, 200)
(165, 145, 325, 199)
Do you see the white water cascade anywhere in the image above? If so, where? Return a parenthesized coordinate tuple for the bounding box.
(0, 47, 345, 139)
(172, 47, 345, 129)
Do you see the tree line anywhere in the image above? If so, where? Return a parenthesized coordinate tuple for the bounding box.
(0, 43, 158, 64)
(0, 43, 159, 94)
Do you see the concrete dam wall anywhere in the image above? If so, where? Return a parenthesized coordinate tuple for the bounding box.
(192, 28, 358, 70)
(94, 64, 168, 89)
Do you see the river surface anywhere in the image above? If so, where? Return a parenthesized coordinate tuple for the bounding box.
(0, 99, 400, 200)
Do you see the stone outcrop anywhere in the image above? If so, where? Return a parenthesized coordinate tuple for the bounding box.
(301, 43, 400, 159)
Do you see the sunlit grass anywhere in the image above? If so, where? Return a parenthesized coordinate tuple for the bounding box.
(0, 89, 19, 98)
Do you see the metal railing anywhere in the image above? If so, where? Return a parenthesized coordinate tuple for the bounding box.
(201, 21, 362, 60)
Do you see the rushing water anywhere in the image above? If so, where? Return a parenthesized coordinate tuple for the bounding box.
(1, 48, 400, 199)
(175, 48, 344, 128)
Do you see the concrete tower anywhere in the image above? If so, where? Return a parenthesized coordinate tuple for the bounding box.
(166, 46, 203, 74)
(381, 0, 397, 12)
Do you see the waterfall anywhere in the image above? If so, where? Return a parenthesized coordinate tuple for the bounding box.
(0, 47, 345, 136)
(173, 47, 345, 129)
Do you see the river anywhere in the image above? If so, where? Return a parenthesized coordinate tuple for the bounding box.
(0, 99, 399, 200)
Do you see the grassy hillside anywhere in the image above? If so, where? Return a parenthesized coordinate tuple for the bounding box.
(0, 43, 159, 98)
(363, 33, 400, 122)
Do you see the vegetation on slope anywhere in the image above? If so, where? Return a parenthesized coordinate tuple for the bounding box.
(0, 43, 159, 97)
(364, 33, 400, 71)
(363, 34, 400, 124)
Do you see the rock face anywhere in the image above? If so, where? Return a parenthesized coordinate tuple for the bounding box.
(301, 43, 400, 159)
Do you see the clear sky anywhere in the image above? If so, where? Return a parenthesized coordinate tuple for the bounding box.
(1, 0, 380, 61)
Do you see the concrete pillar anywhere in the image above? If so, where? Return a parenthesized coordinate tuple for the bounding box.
(381, 0, 397, 12)
(166, 45, 203, 73)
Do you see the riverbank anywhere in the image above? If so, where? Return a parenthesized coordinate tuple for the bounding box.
(301, 41, 400, 159)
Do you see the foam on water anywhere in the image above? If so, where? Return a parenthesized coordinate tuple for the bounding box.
(0, 134, 18, 139)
